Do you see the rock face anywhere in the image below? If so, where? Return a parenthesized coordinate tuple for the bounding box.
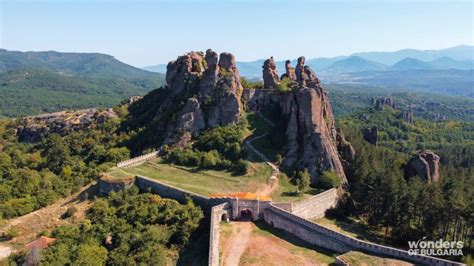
(156, 50, 244, 147)
(373, 97, 395, 110)
(405, 150, 441, 183)
(17, 108, 118, 142)
(336, 129, 356, 171)
(259, 58, 351, 185)
(282, 60, 296, 80)
(262, 57, 280, 89)
(362, 126, 378, 146)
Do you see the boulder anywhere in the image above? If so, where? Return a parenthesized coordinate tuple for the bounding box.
(262, 57, 280, 89)
(405, 150, 440, 183)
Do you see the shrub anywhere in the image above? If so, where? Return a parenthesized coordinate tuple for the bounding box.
(233, 159, 248, 175)
(6, 226, 19, 239)
(277, 77, 295, 93)
(318, 171, 341, 189)
(64, 206, 78, 218)
(295, 169, 311, 194)
(200, 150, 220, 169)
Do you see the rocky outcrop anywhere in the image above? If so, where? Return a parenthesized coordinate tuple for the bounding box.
(163, 97, 206, 146)
(373, 97, 395, 110)
(362, 126, 378, 146)
(17, 108, 118, 142)
(274, 58, 350, 185)
(405, 150, 440, 183)
(281, 60, 296, 80)
(398, 109, 415, 125)
(262, 57, 280, 89)
(152, 50, 244, 147)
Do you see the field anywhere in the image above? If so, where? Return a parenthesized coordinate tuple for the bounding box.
(117, 158, 271, 196)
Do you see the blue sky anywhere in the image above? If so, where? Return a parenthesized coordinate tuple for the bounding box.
(1, 0, 473, 66)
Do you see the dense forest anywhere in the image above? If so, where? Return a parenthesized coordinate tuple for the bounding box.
(8, 188, 203, 265)
(0, 107, 131, 219)
(335, 105, 473, 262)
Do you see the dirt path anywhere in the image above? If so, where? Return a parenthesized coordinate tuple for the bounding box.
(222, 222, 253, 266)
(0, 183, 95, 256)
(246, 133, 279, 197)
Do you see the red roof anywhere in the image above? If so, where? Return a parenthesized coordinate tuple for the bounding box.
(209, 192, 272, 201)
(26, 236, 56, 250)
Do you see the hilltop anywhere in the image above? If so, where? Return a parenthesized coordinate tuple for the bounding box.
(0, 49, 165, 117)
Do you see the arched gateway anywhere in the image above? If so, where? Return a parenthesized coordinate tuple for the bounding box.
(209, 192, 272, 221)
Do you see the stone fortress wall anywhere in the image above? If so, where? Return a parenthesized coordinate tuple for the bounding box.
(116, 150, 159, 168)
(264, 204, 463, 266)
(290, 188, 339, 219)
(208, 203, 230, 266)
(106, 155, 463, 266)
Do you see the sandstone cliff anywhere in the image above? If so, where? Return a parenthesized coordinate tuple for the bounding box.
(249, 57, 353, 186)
(142, 50, 244, 147)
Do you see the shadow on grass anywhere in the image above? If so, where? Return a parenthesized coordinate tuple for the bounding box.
(327, 217, 394, 248)
(253, 220, 339, 262)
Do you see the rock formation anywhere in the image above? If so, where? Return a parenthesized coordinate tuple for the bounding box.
(282, 60, 296, 80)
(362, 126, 378, 146)
(154, 50, 244, 147)
(17, 108, 118, 142)
(405, 150, 440, 183)
(262, 57, 280, 89)
(256, 57, 352, 185)
(373, 97, 395, 110)
(398, 109, 415, 125)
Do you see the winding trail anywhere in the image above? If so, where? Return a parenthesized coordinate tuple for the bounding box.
(221, 112, 280, 265)
(245, 112, 279, 197)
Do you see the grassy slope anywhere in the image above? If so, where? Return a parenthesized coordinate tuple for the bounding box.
(120, 158, 271, 196)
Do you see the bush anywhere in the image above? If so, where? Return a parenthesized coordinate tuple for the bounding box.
(277, 77, 295, 93)
(318, 171, 341, 189)
(6, 226, 19, 239)
(295, 169, 311, 194)
(165, 148, 202, 167)
(233, 159, 248, 175)
(64, 206, 78, 218)
(200, 150, 220, 169)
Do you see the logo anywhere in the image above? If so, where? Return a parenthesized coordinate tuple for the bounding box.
(407, 237, 464, 256)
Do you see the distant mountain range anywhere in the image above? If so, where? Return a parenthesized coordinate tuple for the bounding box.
(143, 45, 473, 97)
(144, 45, 474, 75)
(0, 49, 165, 117)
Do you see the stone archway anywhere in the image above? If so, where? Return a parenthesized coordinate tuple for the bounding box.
(240, 209, 253, 221)
(221, 212, 229, 222)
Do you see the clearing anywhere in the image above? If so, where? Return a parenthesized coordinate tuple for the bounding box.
(220, 221, 336, 266)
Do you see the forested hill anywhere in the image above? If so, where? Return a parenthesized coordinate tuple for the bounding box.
(0, 49, 165, 117)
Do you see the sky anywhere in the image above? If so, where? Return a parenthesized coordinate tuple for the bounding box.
(1, 0, 473, 67)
